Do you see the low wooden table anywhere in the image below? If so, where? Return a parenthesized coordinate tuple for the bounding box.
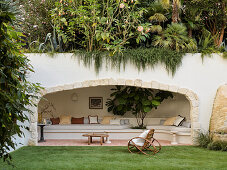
(82, 133, 109, 145)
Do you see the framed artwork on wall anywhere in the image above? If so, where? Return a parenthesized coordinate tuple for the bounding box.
(89, 97, 103, 109)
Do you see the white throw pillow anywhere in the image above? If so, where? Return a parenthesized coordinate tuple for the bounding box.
(88, 115, 99, 124)
(173, 115, 185, 126)
(110, 119, 121, 125)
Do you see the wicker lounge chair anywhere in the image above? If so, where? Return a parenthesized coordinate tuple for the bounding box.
(128, 129, 161, 155)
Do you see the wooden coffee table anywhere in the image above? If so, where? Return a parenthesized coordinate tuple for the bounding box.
(82, 133, 109, 145)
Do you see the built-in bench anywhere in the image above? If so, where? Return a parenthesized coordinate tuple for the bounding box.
(147, 125, 191, 144)
(41, 124, 144, 140)
(39, 118, 192, 144)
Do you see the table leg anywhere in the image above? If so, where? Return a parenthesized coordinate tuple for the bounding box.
(90, 136, 92, 143)
(102, 137, 105, 143)
(100, 137, 103, 145)
(88, 137, 90, 145)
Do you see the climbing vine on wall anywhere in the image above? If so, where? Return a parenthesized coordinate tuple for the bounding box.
(75, 48, 184, 75)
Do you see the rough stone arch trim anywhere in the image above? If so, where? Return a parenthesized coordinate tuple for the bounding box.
(28, 78, 200, 146)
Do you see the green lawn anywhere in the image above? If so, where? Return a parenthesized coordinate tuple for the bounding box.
(0, 146, 227, 170)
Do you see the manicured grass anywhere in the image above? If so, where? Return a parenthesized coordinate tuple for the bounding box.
(0, 146, 227, 170)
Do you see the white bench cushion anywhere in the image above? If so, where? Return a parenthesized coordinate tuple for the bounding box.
(146, 125, 191, 132)
(45, 124, 130, 131)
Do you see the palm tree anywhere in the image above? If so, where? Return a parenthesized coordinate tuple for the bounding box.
(147, 1, 169, 33)
(159, 0, 181, 23)
(153, 23, 197, 52)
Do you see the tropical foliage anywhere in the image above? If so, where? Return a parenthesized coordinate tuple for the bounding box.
(184, 0, 226, 47)
(51, 0, 151, 52)
(18, 0, 226, 56)
(106, 86, 173, 128)
(153, 23, 197, 52)
(0, 0, 41, 163)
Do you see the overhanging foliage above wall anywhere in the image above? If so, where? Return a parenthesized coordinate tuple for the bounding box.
(75, 48, 184, 75)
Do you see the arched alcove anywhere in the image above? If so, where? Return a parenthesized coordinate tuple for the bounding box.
(28, 79, 200, 146)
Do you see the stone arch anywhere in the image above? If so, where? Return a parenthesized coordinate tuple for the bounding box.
(28, 79, 200, 146)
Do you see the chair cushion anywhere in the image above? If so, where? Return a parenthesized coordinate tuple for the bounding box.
(130, 130, 150, 146)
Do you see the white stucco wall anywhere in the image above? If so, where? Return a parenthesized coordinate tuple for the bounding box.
(16, 52, 226, 147)
(26, 53, 227, 130)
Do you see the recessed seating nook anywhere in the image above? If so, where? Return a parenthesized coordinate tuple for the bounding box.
(30, 79, 199, 146)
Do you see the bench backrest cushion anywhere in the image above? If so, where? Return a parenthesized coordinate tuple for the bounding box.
(59, 115, 71, 125)
(71, 117, 84, 124)
(163, 117, 177, 126)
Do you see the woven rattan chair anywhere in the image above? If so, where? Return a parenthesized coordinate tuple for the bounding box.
(128, 129, 161, 155)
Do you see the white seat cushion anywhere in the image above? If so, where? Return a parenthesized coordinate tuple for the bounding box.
(146, 125, 191, 132)
(45, 124, 130, 131)
(130, 130, 149, 146)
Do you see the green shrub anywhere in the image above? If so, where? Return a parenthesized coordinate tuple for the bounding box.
(208, 141, 227, 151)
(195, 131, 227, 151)
(194, 130, 212, 148)
(0, 0, 41, 162)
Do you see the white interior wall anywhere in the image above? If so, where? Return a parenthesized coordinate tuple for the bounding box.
(38, 86, 190, 121)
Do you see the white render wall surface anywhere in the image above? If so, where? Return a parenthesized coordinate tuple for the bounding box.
(26, 53, 227, 130)
(17, 53, 227, 147)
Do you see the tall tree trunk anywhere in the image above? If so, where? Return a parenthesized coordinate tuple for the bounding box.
(188, 28, 192, 38)
(217, 24, 225, 47)
(172, 0, 180, 23)
(212, 24, 225, 47)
